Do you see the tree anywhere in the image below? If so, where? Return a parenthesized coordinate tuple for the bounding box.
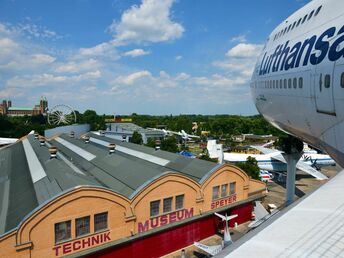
(160, 136, 178, 153)
(145, 138, 156, 148)
(130, 131, 143, 144)
(235, 156, 260, 180)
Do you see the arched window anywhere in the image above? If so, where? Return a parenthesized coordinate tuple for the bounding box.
(293, 78, 297, 89)
(284, 79, 287, 89)
(280, 79, 283, 89)
(288, 78, 292, 88)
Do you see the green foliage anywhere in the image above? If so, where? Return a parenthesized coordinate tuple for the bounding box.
(235, 156, 260, 180)
(130, 131, 143, 144)
(160, 136, 178, 153)
(198, 154, 218, 163)
(80, 110, 105, 131)
(145, 138, 156, 148)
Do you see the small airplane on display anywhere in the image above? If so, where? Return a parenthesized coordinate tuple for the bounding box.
(223, 144, 334, 180)
(148, 128, 200, 141)
(193, 241, 223, 256)
(214, 212, 238, 245)
(248, 201, 278, 229)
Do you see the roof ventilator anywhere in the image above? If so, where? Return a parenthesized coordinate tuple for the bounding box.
(38, 136, 45, 146)
(84, 135, 90, 144)
(34, 132, 39, 139)
(49, 146, 58, 159)
(108, 143, 116, 155)
(70, 131, 75, 138)
(155, 139, 161, 151)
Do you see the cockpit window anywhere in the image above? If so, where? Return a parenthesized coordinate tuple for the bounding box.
(314, 6, 322, 16)
(302, 15, 308, 24)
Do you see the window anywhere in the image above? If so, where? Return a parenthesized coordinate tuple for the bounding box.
(94, 212, 108, 232)
(288, 78, 292, 88)
(212, 186, 220, 200)
(270, 80, 272, 88)
(55, 221, 71, 243)
(308, 10, 314, 20)
(230, 182, 236, 195)
(176, 194, 184, 210)
(276, 80, 279, 88)
(325, 74, 331, 88)
(273, 80, 275, 88)
(302, 15, 308, 24)
(280, 79, 283, 89)
(341, 73, 344, 88)
(163, 197, 173, 213)
(299, 77, 303, 88)
(293, 78, 297, 89)
(76, 216, 90, 237)
(150, 200, 160, 217)
(291, 21, 297, 30)
(284, 79, 287, 89)
(296, 18, 302, 27)
(315, 6, 322, 16)
(287, 24, 292, 32)
(221, 184, 228, 198)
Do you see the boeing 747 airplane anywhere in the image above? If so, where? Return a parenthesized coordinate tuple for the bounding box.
(222, 0, 344, 257)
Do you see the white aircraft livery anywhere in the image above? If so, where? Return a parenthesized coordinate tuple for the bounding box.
(221, 1, 344, 257)
(251, 0, 344, 167)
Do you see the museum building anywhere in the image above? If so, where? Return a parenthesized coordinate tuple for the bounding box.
(0, 132, 266, 257)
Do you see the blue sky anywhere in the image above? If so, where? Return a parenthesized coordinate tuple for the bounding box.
(0, 0, 310, 115)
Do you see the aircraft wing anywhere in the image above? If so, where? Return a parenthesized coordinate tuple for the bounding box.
(251, 145, 328, 180)
(194, 242, 223, 256)
(0, 137, 18, 145)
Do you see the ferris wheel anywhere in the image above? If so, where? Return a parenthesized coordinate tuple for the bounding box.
(47, 104, 76, 125)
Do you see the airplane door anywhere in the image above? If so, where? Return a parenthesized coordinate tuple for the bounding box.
(313, 61, 336, 116)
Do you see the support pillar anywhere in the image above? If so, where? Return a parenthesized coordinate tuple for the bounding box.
(283, 152, 302, 206)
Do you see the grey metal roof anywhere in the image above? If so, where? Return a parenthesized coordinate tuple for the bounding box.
(0, 132, 218, 236)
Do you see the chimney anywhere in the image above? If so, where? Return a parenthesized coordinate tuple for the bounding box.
(7, 100, 11, 107)
(84, 135, 90, 144)
(38, 136, 45, 146)
(70, 131, 75, 138)
(49, 146, 58, 159)
(155, 139, 161, 151)
(108, 143, 116, 154)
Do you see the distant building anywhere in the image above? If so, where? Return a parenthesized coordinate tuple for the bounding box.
(105, 122, 165, 144)
(0, 131, 266, 257)
(0, 97, 48, 117)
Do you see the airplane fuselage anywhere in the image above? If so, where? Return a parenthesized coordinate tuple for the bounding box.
(251, 0, 344, 167)
(224, 152, 334, 172)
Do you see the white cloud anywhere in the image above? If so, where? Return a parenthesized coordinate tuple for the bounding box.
(31, 54, 56, 64)
(109, 0, 184, 44)
(226, 43, 262, 58)
(123, 48, 150, 57)
(113, 70, 152, 86)
(78, 41, 120, 59)
(175, 55, 182, 60)
(55, 59, 100, 73)
(230, 34, 247, 43)
(6, 71, 101, 88)
(213, 42, 263, 77)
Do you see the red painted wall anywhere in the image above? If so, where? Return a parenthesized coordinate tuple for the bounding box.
(87, 203, 252, 258)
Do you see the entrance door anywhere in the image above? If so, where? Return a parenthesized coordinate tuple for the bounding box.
(313, 61, 336, 116)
